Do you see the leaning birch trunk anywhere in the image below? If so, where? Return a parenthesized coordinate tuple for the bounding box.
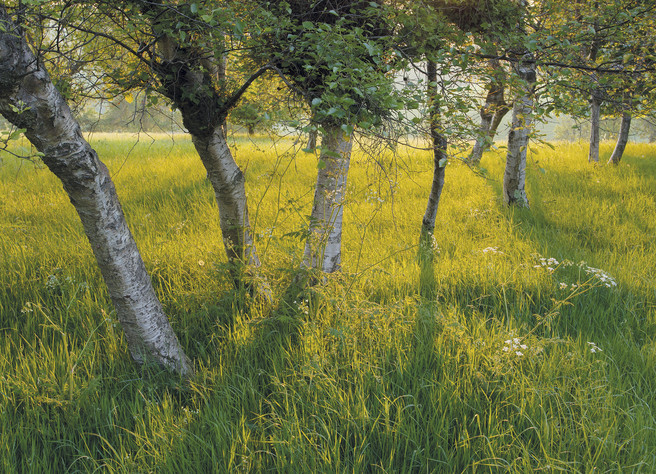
(588, 92, 602, 163)
(608, 112, 631, 165)
(468, 59, 508, 166)
(303, 124, 352, 273)
(0, 9, 192, 376)
(153, 33, 265, 294)
(192, 130, 261, 271)
(422, 60, 447, 234)
(503, 57, 535, 208)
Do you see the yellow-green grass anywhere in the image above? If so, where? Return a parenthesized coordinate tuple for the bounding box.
(1, 134, 655, 472)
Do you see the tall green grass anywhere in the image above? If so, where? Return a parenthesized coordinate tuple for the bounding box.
(1, 133, 655, 472)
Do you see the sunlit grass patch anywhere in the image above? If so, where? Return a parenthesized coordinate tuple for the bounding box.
(1, 135, 655, 471)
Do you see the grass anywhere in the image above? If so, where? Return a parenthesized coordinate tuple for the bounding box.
(1, 133, 655, 472)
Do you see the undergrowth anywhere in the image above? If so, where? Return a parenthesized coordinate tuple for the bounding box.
(1, 134, 655, 472)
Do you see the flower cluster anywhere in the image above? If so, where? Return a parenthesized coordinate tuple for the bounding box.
(587, 342, 603, 353)
(533, 256, 561, 272)
(502, 337, 528, 357)
(294, 299, 309, 315)
(481, 246, 504, 255)
(533, 254, 617, 290)
(583, 266, 617, 288)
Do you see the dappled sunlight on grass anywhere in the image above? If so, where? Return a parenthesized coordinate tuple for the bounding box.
(1, 135, 655, 471)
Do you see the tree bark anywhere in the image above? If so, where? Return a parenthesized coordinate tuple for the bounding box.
(0, 8, 192, 376)
(422, 60, 447, 234)
(468, 59, 509, 166)
(306, 128, 318, 151)
(588, 92, 602, 163)
(192, 130, 260, 271)
(303, 124, 352, 273)
(152, 31, 266, 293)
(608, 112, 631, 165)
(503, 57, 535, 208)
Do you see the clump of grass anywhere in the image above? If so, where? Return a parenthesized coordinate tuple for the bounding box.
(1, 135, 655, 471)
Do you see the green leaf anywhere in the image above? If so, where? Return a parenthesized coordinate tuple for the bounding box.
(190, 3, 198, 14)
(317, 160, 327, 169)
(8, 128, 26, 141)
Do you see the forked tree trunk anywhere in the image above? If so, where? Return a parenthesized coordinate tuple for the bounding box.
(0, 9, 192, 376)
(468, 59, 509, 165)
(422, 60, 447, 234)
(153, 32, 266, 294)
(303, 124, 352, 273)
(608, 112, 631, 165)
(503, 57, 535, 208)
(588, 92, 602, 163)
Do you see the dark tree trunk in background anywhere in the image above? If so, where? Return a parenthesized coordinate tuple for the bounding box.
(422, 60, 447, 234)
(468, 59, 509, 165)
(608, 112, 631, 165)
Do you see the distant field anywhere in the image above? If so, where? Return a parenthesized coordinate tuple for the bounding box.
(1, 134, 655, 471)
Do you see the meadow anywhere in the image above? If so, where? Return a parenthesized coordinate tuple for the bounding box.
(1, 133, 655, 472)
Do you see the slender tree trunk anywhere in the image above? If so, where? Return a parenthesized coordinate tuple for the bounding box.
(0, 8, 192, 376)
(422, 60, 447, 234)
(588, 92, 602, 163)
(468, 59, 508, 165)
(608, 112, 631, 165)
(153, 32, 266, 294)
(303, 124, 352, 273)
(192, 130, 260, 271)
(503, 56, 535, 208)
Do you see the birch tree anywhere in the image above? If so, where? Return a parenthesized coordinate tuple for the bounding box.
(40, 1, 273, 295)
(503, 55, 535, 207)
(253, 0, 400, 274)
(0, 7, 192, 376)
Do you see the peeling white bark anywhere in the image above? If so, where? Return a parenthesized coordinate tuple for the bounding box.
(153, 30, 266, 294)
(503, 57, 535, 208)
(0, 9, 192, 376)
(608, 112, 631, 166)
(588, 92, 602, 163)
(303, 124, 352, 273)
(192, 131, 260, 269)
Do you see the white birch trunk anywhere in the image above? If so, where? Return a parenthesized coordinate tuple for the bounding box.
(154, 32, 266, 295)
(192, 131, 260, 270)
(503, 58, 535, 208)
(608, 112, 631, 166)
(422, 60, 447, 234)
(303, 124, 352, 273)
(588, 93, 601, 163)
(0, 9, 192, 376)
